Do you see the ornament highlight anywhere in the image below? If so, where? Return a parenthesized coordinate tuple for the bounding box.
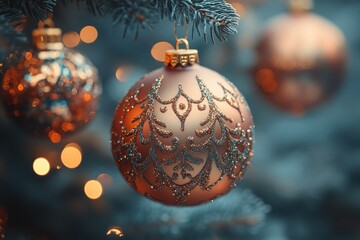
(112, 37, 254, 206)
(253, 0, 346, 115)
(0, 20, 102, 140)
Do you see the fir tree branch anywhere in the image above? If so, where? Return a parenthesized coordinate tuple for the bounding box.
(61, 0, 101, 15)
(155, 0, 240, 43)
(99, 0, 159, 40)
(0, 9, 27, 58)
(0, 0, 240, 58)
(99, 0, 240, 42)
(0, 0, 56, 21)
(0, 0, 55, 59)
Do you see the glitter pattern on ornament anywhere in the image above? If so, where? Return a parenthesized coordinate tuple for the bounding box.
(111, 37, 255, 206)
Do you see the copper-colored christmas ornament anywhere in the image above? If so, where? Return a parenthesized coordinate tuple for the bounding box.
(0, 20, 101, 141)
(112, 36, 255, 206)
(253, 0, 346, 115)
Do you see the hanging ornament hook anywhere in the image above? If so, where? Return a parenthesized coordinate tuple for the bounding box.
(175, 38, 189, 51)
(165, 18, 199, 68)
(174, 19, 190, 51)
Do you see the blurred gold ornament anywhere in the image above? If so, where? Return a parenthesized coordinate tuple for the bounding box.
(0, 19, 102, 140)
(106, 226, 124, 237)
(253, 1, 346, 115)
(111, 26, 254, 206)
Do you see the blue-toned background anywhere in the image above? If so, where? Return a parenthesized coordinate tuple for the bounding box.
(1, 0, 360, 239)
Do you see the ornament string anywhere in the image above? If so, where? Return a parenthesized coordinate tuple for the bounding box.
(174, 19, 189, 41)
(174, 19, 190, 50)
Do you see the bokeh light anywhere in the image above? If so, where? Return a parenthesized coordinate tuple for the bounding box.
(106, 226, 124, 237)
(256, 68, 278, 93)
(108, 65, 147, 102)
(24, 51, 32, 60)
(80, 26, 98, 44)
(61, 122, 75, 132)
(33, 157, 50, 176)
(151, 41, 174, 62)
(61, 143, 82, 169)
(48, 130, 62, 143)
(84, 180, 103, 200)
(63, 32, 81, 48)
(115, 66, 127, 82)
(97, 173, 113, 186)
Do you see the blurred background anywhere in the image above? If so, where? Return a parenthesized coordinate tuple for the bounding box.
(1, 0, 360, 239)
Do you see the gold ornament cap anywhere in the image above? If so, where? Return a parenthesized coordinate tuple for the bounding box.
(288, 0, 313, 12)
(165, 38, 199, 68)
(32, 19, 63, 51)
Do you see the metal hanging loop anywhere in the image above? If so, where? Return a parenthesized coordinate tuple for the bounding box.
(165, 18, 199, 68)
(176, 38, 189, 50)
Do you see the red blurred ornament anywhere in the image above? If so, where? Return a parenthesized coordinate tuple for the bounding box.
(111, 38, 255, 206)
(253, 0, 346, 115)
(0, 20, 101, 141)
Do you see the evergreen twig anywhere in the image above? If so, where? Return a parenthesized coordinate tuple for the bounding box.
(99, 0, 159, 40)
(61, 0, 102, 15)
(0, 0, 240, 59)
(0, 0, 56, 21)
(155, 0, 240, 43)
(0, 8, 27, 59)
